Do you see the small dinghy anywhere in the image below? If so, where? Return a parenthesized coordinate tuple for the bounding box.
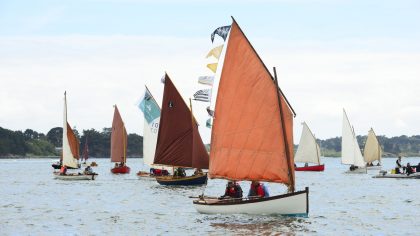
(156, 173, 207, 186)
(54, 172, 98, 181)
(364, 128, 382, 170)
(294, 122, 324, 172)
(373, 170, 420, 179)
(110, 105, 130, 174)
(192, 18, 308, 216)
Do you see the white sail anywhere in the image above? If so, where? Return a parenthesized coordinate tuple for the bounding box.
(62, 93, 79, 168)
(363, 128, 382, 163)
(294, 122, 321, 164)
(341, 109, 365, 167)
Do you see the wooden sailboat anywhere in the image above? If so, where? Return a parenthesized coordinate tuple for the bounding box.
(193, 18, 309, 216)
(137, 86, 170, 178)
(342, 109, 366, 173)
(154, 74, 209, 185)
(363, 128, 382, 169)
(294, 122, 325, 171)
(54, 92, 97, 180)
(110, 105, 131, 174)
(81, 137, 88, 164)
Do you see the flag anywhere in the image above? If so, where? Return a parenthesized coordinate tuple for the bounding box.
(138, 89, 161, 124)
(207, 63, 218, 73)
(211, 25, 231, 43)
(206, 106, 214, 117)
(198, 76, 214, 86)
(206, 118, 212, 128)
(206, 45, 224, 59)
(193, 89, 211, 102)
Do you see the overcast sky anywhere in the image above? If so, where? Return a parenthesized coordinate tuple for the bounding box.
(0, 0, 419, 143)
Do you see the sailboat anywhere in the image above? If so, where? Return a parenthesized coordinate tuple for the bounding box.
(294, 122, 325, 171)
(54, 92, 98, 180)
(110, 105, 131, 174)
(363, 128, 382, 169)
(137, 86, 170, 178)
(342, 109, 366, 173)
(153, 74, 209, 185)
(81, 137, 88, 164)
(193, 18, 309, 216)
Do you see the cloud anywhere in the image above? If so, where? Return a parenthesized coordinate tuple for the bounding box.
(0, 35, 419, 143)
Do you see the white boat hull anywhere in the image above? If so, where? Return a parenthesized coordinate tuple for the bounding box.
(367, 165, 382, 170)
(345, 167, 367, 174)
(54, 173, 97, 180)
(373, 172, 420, 179)
(193, 188, 308, 216)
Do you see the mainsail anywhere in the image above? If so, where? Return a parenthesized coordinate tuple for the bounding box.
(153, 74, 209, 169)
(294, 122, 321, 165)
(363, 128, 382, 163)
(111, 105, 127, 163)
(62, 92, 80, 168)
(208, 19, 295, 188)
(341, 109, 365, 167)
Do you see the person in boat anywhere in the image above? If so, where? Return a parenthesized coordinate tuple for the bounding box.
(406, 163, 414, 176)
(120, 161, 124, 167)
(349, 165, 358, 171)
(59, 165, 67, 175)
(416, 163, 420, 173)
(248, 181, 268, 198)
(376, 162, 381, 166)
(194, 168, 203, 176)
(304, 163, 309, 167)
(220, 181, 243, 199)
(395, 156, 403, 174)
(174, 167, 186, 177)
(84, 166, 93, 174)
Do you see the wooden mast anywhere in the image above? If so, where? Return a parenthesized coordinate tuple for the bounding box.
(273, 67, 295, 192)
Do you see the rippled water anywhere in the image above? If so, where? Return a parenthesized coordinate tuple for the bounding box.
(0, 157, 419, 235)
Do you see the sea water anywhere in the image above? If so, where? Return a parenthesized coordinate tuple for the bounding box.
(0, 157, 419, 235)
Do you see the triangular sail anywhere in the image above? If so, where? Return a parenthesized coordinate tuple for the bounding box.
(363, 128, 382, 163)
(209, 19, 295, 186)
(62, 92, 80, 168)
(294, 122, 321, 165)
(111, 105, 127, 163)
(341, 109, 365, 167)
(139, 86, 161, 167)
(153, 74, 209, 169)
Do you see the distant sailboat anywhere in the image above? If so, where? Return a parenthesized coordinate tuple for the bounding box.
(137, 86, 170, 178)
(110, 105, 131, 174)
(81, 137, 88, 164)
(54, 92, 97, 180)
(154, 74, 209, 185)
(342, 109, 366, 173)
(364, 128, 382, 169)
(193, 18, 308, 216)
(294, 122, 325, 171)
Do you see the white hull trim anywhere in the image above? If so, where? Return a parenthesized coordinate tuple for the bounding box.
(193, 188, 308, 216)
(54, 173, 97, 180)
(345, 167, 367, 174)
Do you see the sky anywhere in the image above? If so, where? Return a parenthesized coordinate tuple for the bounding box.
(0, 0, 419, 144)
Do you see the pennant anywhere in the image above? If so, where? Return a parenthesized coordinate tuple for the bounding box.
(206, 106, 214, 117)
(138, 89, 160, 124)
(206, 45, 224, 59)
(198, 76, 214, 86)
(206, 118, 212, 128)
(211, 25, 231, 43)
(207, 63, 218, 73)
(193, 89, 211, 102)
(161, 74, 166, 83)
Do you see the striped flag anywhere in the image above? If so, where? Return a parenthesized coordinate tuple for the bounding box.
(211, 25, 231, 43)
(198, 76, 214, 86)
(193, 89, 211, 102)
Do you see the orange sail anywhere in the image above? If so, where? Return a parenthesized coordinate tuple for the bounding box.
(154, 74, 209, 169)
(111, 105, 127, 163)
(209, 19, 295, 188)
(67, 122, 80, 160)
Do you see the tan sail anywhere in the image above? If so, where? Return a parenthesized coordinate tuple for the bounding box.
(209, 20, 295, 187)
(363, 128, 382, 163)
(110, 105, 127, 163)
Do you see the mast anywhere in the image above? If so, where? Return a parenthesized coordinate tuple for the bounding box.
(273, 67, 294, 192)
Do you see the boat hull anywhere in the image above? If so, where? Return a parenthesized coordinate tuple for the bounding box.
(54, 173, 97, 180)
(156, 174, 207, 186)
(373, 172, 420, 179)
(367, 165, 381, 170)
(345, 167, 367, 174)
(111, 166, 131, 174)
(295, 164, 324, 172)
(193, 187, 309, 216)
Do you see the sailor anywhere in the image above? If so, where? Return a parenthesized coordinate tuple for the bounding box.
(406, 163, 413, 176)
(395, 156, 402, 174)
(60, 165, 67, 175)
(220, 181, 243, 199)
(194, 168, 203, 175)
(84, 165, 93, 174)
(304, 163, 309, 167)
(248, 181, 266, 198)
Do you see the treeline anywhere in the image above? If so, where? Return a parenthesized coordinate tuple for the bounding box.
(0, 126, 143, 158)
(318, 135, 420, 157)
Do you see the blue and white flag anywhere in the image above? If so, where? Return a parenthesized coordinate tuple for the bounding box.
(193, 89, 212, 102)
(206, 118, 212, 128)
(198, 76, 214, 86)
(211, 25, 231, 43)
(138, 89, 160, 125)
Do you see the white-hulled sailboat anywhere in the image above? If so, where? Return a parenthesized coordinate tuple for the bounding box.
(364, 128, 382, 169)
(137, 86, 170, 178)
(193, 18, 308, 216)
(54, 92, 98, 180)
(294, 122, 324, 171)
(342, 109, 366, 173)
